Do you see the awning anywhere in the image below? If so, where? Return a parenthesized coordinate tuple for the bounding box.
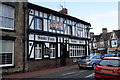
(108, 48, 117, 51)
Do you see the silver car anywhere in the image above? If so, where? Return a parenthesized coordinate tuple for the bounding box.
(78, 55, 101, 69)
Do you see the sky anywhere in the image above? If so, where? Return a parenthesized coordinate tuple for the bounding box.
(28, 0, 119, 35)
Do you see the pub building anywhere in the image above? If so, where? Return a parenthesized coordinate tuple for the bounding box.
(1, 2, 91, 73)
(27, 3, 91, 71)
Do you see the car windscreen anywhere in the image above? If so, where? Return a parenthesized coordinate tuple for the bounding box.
(98, 59, 120, 67)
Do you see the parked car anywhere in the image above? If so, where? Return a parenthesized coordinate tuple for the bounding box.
(94, 57, 120, 80)
(103, 53, 116, 57)
(77, 55, 102, 69)
(90, 53, 101, 56)
(102, 53, 120, 58)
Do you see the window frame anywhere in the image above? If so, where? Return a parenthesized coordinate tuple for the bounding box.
(34, 17, 43, 30)
(0, 40, 14, 67)
(50, 44, 56, 59)
(0, 4, 14, 30)
(35, 43, 42, 60)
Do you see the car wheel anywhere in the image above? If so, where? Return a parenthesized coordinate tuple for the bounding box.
(92, 63, 96, 69)
(77, 63, 82, 69)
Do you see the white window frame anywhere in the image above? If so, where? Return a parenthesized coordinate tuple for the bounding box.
(69, 45, 85, 57)
(0, 40, 14, 67)
(35, 17, 42, 30)
(35, 44, 42, 59)
(0, 4, 14, 30)
(50, 44, 56, 59)
(100, 41, 104, 47)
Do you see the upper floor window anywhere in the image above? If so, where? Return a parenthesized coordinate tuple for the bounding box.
(67, 25, 72, 35)
(100, 41, 104, 47)
(35, 17, 43, 30)
(0, 4, 14, 30)
(77, 27, 82, 37)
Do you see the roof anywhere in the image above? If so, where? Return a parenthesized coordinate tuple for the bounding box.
(100, 32, 112, 41)
(91, 32, 112, 42)
(94, 35, 101, 42)
(28, 2, 91, 26)
(113, 30, 120, 38)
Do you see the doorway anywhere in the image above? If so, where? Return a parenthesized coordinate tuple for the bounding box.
(60, 43, 67, 66)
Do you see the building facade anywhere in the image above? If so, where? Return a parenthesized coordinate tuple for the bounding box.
(107, 30, 120, 53)
(0, 2, 27, 74)
(90, 28, 120, 55)
(1, 2, 91, 74)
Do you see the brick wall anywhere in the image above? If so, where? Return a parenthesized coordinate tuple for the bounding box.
(28, 59, 61, 71)
(27, 58, 76, 72)
(2, 2, 25, 74)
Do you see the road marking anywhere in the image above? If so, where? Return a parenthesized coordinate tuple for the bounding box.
(85, 73, 94, 78)
(62, 70, 87, 76)
(62, 72, 76, 76)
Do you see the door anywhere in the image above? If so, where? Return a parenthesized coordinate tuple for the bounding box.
(60, 43, 67, 66)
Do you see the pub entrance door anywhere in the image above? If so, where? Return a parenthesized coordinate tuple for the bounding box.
(60, 43, 67, 66)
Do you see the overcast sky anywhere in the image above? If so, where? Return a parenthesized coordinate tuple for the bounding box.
(28, 0, 119, 35)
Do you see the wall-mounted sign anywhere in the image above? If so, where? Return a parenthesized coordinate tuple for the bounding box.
(69, 39, 85, 44)
(50, 20, 63, 31)
(36, 35, 56, 42)
(29, 34, 56, 42)
(98, 48, 105, 50)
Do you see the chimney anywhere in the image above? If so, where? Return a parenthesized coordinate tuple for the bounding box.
(90, 32, 94, 38)
(60, 8, 68, 14)
(102, 28, 107, 34)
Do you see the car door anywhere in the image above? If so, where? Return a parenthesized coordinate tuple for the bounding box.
(91, 56, 101, 64)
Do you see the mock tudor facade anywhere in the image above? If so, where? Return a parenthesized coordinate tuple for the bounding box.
(1, 2, 91, 74)
(90, 28, 120, 55)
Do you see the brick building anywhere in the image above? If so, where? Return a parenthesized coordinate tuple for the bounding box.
(1, 2, 91, 74)
(0, 2, 27, 74)
(90, 28, 120, 55)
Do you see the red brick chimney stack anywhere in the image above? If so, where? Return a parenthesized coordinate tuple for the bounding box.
(60, 8, 68, 14)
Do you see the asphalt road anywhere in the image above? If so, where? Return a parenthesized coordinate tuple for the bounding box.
(33, 67, 95, 79)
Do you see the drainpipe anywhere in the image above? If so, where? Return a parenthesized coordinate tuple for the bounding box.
(23, 2, 27, 73)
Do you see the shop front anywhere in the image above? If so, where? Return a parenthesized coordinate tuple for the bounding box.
(107, 48, 117, 53)
(97, 48, 107, 55)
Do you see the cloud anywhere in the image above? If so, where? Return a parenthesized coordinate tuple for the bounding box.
(89, 10, 118, 22)
(88, 10, 118, 35)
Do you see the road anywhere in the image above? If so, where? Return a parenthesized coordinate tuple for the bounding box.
(33, 67, 95, 79)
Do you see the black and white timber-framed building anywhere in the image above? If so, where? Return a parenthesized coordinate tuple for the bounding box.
(27, 3, 91, 71)
(1, 2, 91, 73)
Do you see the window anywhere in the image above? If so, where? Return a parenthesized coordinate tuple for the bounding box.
(69, 45, 85, 57)
(35, 43, 42, 59)
(35, 17, 42, 30)
(68, 25, 72, 35)
(99, 60, 120, 67)
(100, 41, 104, 47)
(43, 43, 56, 59)
(111, 40, 117, 48)
(50, 44, 56, 58)
(0, 4, 14, 29)
(0, 40, 14, 67)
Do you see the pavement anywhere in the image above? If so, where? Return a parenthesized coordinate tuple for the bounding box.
(2, 65, 78, 78)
